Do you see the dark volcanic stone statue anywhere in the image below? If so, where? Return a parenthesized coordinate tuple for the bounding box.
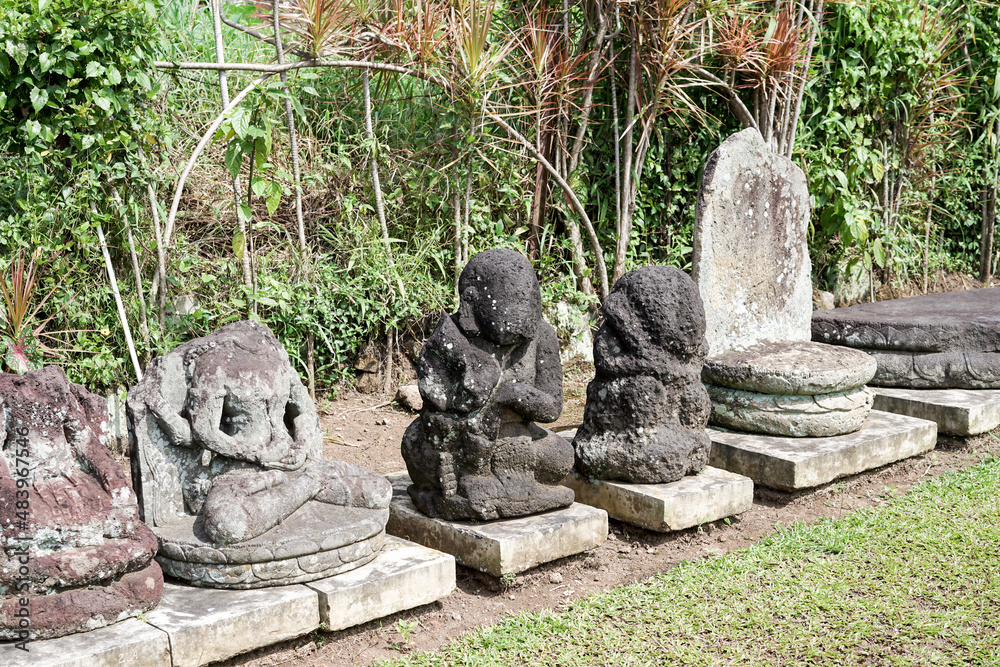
(1, 367, 162, 641)
(129, 321, 391, 588)
(402, 249, 574, 520)
(573, 267, 711, 484)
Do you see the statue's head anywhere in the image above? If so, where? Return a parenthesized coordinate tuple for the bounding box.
(456, 249, 542, 346)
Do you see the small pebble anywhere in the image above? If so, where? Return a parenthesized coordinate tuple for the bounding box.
(719, 535, 728, 543)
(608, 533, 617, 541)
(548, 572, 563, 584)
(646, 547, 658, 555)
(451, 612, 462, 621)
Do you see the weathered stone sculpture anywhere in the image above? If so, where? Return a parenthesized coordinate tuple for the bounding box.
(402, 248, 574, 520)
(128, 321, 391, 588)
(812, 287, 1000, 388)
(573, 266, 711, 483)
(693, 128, 876, 436)
(1, 366, 162, 641)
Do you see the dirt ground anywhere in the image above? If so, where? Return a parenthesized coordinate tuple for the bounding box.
(219, 362, 1000, 667)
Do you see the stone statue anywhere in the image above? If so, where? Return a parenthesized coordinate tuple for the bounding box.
(573, 266, 711, 483)
(402, 248, 575, 520)
(692, 128, 876, 437)
(128, 321, 391, 588)
(1, 366, 162, 641)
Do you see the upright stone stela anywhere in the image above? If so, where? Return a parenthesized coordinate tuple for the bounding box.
(691, 129, 937, 488)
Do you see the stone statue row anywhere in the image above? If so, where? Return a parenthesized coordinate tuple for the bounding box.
(4, 127, 990, 644)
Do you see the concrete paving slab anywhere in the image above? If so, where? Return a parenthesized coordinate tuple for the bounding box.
(386, 473, 608, 577)
(306, 536, 455, 631)
(0, 618, 170, 667)
(144, 582, 319, 667)
(562, 467, 754, 532)
(872, 387, 1000, 436)
(707, 410, 937, 490)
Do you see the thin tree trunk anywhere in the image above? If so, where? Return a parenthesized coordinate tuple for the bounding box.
(982, 138, 999, 282)
(272, 0, 307, 252)
(610, 47, 622, 228)
(453, 181, 462, 302)
(784, 0, 823, 158)
(363, 68, 405, 298)
(271, 0, 315, 397)
(94, 214, 143, 382)
(211, 0, 253, 291)
(111, 188, 150, 347)
(615, 39, 638, 285)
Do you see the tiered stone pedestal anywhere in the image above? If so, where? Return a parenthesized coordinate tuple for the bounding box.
(707, 410, 938, 491)
(2, 537, 454, 667)
(386, 473, 607, 577)
(872, 388, 1000, 436)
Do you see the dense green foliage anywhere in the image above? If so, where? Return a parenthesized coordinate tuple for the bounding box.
(0, 0, 997, 391)
(0, 0, 164, 383)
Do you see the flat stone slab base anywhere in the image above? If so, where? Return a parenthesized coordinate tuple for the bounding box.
(872, 387, 1000, 436)
(1, 537, 453, 667)
(386, 472, 608, 577)
(1, 618, 171, 667)
(707, 410, 937, 490)
(306, 536, 455, 631)
(562, 466, 754, 532)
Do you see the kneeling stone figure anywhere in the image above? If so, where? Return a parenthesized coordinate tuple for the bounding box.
(402, 248, 575, 521)
(129, 321, 391, 588)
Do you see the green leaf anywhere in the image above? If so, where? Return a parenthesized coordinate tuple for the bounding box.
(106, 65, 122, 85)
(266, 181, 281, 216)
(251, 176, 266, 196)
(135, 70, 151, 90)
(30, 87, 48, 112)
(38, 52, 54, 73)
(223, 141, 243, 179)
(237, 204, 253, 223)
(231, 106, 251, 140)
(94, 94, 111, 111)
(232, 230, 245, 262)
(872, 238, 886, 268)
(871, 160, 885, 183)
(833, 170, 849, 190)
(85, 60, 104, 78)
(302, 86, 319, 97)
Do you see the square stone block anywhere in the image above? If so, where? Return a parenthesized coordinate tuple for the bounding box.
(306, 536, 455, 631)
(708, 410, 937, 491)
(144, 581, 319, 667)
(386, 473, 608, 577)
(1, 618, 170, 667)
(872, 387, 1000, 436)
(562, 466, 754, 533)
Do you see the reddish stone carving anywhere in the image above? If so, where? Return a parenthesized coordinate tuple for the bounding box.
(0, 366, 162, 641)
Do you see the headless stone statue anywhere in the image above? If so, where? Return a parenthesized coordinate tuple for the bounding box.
(129, 321, 391, 588)
(573, 266, 711, 483)
(1, 366, 161, 640)
(402, 249, 575, 520)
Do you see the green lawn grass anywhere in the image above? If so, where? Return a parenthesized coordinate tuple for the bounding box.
(383, 451, 1000, 666)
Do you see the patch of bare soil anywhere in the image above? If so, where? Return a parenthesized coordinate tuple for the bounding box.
(221, 367, 1000, 667)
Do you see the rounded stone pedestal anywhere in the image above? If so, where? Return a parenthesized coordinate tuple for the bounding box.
(704, 340, 876, 437)
(703, 340, 877, 395)
(153, 502, 387, 589)
(706, 384, 874, 437)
